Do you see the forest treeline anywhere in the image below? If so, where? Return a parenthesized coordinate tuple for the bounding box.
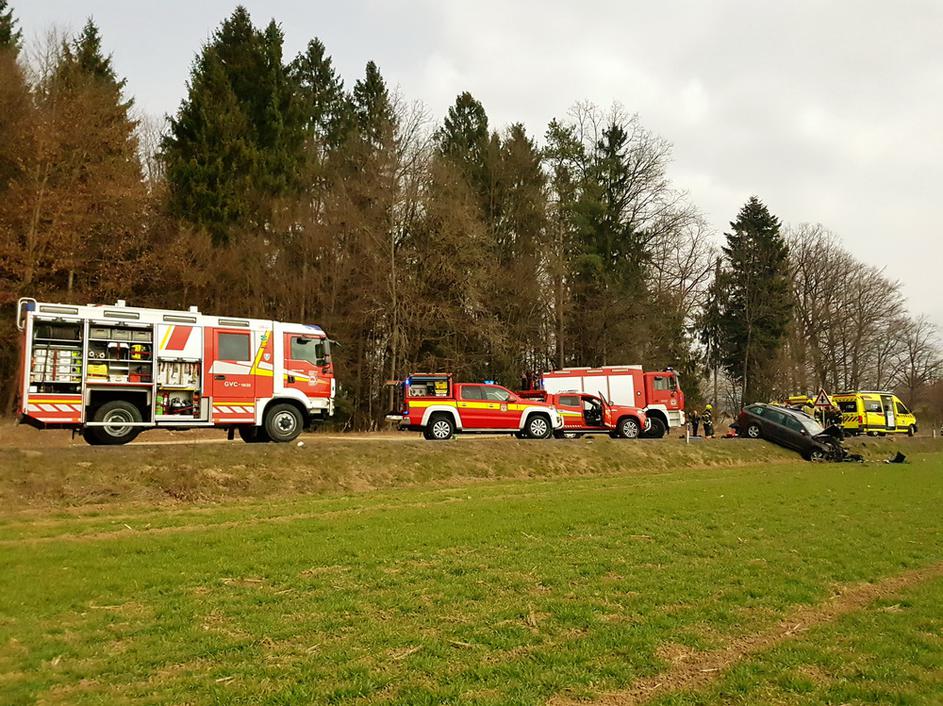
(0, 4, 940, 427)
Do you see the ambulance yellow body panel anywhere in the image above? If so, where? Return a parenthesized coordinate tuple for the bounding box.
(832, 391, 917, 436)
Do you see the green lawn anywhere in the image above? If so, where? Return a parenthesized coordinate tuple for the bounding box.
(1, 441, 941, 705)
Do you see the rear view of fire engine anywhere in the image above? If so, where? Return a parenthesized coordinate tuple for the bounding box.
(16, 299, 335, 445)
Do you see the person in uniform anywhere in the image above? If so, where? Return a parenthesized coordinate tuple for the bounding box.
(702, 403, 714, 438)
(690, 408, 700, 436)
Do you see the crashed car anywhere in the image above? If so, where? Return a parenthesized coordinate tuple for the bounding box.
(734, 403, 860, 461)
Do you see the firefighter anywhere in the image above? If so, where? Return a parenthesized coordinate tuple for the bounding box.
(690, 408, 700, 436)
(702, 403, 714, 438)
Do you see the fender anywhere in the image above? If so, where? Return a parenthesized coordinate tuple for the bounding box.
(421, 405, 462, 430)
(256, 389, 311, 425)
(518, 406, 554, 431)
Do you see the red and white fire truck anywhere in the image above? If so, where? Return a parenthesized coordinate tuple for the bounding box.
(537, 366, 684, 438)
(15, 298, 335, 445)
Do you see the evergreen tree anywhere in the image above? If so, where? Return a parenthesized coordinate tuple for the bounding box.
(0, 0, 21, 51)
(161, 6, 304, 243)
(716, 196, 793, 405)
(570, 121, 650, 364)
(351, 61, 395, 150)
(290, 38, 351, 151)
(435, 92, 490, 192)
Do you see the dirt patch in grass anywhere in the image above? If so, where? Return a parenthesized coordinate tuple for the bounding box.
(551, 561, 943, 705)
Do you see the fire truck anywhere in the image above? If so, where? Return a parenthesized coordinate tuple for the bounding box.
(15, 298, 335, 445)
(537, 366, 684, 438)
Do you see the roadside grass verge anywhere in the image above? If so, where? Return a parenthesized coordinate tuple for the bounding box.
(1, 447, 942, 704)
(1, 435, 936, 511)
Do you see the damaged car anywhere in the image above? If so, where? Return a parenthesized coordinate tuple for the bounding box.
(734, 403, 860, 462)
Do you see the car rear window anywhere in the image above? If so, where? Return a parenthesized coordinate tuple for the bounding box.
(558, 395, 580, 407)
(837, 399, 857, 413)
(746, 405, 766, 415)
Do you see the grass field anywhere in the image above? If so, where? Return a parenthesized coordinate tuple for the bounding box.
(1, 435, 941, 704)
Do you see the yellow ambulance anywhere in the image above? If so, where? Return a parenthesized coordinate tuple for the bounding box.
(832, 391, 918, 436)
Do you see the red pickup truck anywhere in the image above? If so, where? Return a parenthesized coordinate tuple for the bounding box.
(390, 373, 564, 440)
(520, 390, 647, 439)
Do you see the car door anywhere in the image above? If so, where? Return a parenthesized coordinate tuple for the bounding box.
(209, 328, 256, 423)
(880, 394, 896, 432)
(456, 384, 488, 429)
(481, 385, 519, 429)
(761, 409, 795, 448)
(556, 394, 583, 429)
(779, 413, 811, 451)
(894, 399, 913, 432)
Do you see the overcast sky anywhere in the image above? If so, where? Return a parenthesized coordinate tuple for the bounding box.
(16, 1, 943, 328)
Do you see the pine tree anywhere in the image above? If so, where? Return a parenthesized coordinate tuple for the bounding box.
(0, 0, 21, 51)
(290, 38, 351, 151)
(161, 6, 304, 243)
(435, 92, 490, 191)
(351, 60, 395, 150)
(717, 196, 793, 405)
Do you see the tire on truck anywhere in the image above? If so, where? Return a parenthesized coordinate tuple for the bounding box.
(423, 413, 455, 440)
(239, 425, 270, 443)
(83, 400, 142, 446)
(641, 416, 667, 439)
(264, 403, 304, 443)
(524, 413, 552, 439)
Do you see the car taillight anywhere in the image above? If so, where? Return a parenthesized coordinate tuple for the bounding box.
(858, 415, 862, 424)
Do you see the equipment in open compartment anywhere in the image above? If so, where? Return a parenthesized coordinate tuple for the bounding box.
(157, 360, 200, 388)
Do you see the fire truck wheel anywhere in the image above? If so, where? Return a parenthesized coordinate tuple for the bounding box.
(525, 414, 552, 439)
(264, 404, 303, 443)
(84, 400, 142, 445)
(424, 414, 455, 440)
(238, 425, 270, 443)
(617, 417, 640, 439)
(641, 417, 667, 439)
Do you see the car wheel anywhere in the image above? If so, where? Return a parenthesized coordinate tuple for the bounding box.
(525, 414, 552, 439)
(908, 425, 916, 437)
(426, 414, 454, 441)
(84, 400, 142, 445)
(808, 447, 827, 462)
(745, 423, 762, 439)
(618, 417, 640, 439)
(264, 403, 303, 443)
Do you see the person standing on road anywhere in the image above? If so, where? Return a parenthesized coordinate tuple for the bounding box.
(702, 403, 714, 438)
(690, 408, 700, 436)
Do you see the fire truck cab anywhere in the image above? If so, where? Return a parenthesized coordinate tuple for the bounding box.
(16, 298, 335, 445)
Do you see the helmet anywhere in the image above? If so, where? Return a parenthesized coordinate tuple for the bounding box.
(705, 404, 713, 410)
